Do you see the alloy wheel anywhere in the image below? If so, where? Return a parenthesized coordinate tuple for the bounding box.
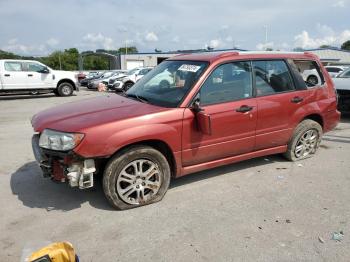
(116, 159, 162, 205)
(294, 129, 319, 158)
(61, 85, 72, 95)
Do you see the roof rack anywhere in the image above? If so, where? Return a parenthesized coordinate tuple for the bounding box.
(216, 51, 239, 58)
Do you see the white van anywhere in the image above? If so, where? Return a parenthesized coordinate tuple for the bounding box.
(0, 59, 79, 96)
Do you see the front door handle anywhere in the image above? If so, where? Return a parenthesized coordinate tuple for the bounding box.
(236, 105, 253, 113)
(291, 96, 303, 103)
(28, 74, 33, 77)
(4, 74, 10, 77)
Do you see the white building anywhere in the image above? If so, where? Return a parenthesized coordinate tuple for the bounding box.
(306, 48, 350, 65)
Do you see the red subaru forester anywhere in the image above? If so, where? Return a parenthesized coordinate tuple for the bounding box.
(32, 51, 340, 209)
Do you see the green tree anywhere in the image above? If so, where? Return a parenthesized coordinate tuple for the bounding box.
(118, 46, 138, 54)
(293, 47, 304, 52)
(341, 40, 350, 50)
(82, 55, 109, 70)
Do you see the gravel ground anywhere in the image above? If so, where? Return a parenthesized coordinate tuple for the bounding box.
(0, 89, 349, 262)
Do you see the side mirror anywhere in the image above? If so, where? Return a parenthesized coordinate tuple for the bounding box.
(192, 99, 202, 113)
(191, 99, 211, 135)
(197, 111, 212, 135)
(39, 67, 49, 74)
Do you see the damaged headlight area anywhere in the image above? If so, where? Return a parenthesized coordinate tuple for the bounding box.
(32, 134, 96, 189)
(39, 129, 84, 151)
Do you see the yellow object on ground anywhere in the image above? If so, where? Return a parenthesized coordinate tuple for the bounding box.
(29, 242, 76, 262)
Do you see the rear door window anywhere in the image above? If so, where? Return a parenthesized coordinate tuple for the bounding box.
(252, 60, 295, 96)
(326, 67, 342, 73)
(4, 61, 23, 71)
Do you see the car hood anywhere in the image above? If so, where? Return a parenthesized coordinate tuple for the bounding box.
(31, 94, 167, 133)
(333, 78, 350, 91)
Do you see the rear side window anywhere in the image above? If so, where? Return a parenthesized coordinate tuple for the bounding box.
(292, 60, 325, 88)
(326, 67, 342, 73)
(4, 61, 22, 71)
(200, 61, 253, 105)
(252, 60, 295, 96)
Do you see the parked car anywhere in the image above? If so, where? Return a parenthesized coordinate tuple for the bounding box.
(325, 65, 348, 78)
(0, 59, 79, 96)
(87, 71, 116, 89)
(110, 67, 153, 92)
(101, 70, 128, 88)
(80, 71, 102, 87)
(31, 51, 340, 210)
(77, 72, 86, 82)
(333, 68, 350, 113)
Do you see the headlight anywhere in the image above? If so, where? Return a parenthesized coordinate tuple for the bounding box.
(39, 129, 84, 151)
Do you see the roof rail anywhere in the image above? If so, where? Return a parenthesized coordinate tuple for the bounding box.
(216, 51, 239, 58)
(303, 51, 316, 57)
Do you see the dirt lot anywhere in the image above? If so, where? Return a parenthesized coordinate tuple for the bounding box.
(1, 89, 350, 261)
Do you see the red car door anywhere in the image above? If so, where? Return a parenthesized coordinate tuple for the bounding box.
(252, 59, 312, 150)
(181, 61, 257, 166)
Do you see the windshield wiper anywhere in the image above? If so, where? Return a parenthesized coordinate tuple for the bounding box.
(124, 93, 149, 103)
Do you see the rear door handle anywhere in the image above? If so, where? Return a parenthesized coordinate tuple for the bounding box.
(4, 74, 10, 77)
(28, 74, 33, 77)
(236, 105, 253, 113)
(291, 96, 303, 103)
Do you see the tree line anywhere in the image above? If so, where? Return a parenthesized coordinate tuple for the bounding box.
(0, 46, 138, 71)
(1, 41, 350, 70)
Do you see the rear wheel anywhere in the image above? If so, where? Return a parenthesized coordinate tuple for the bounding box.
(57, 82, 73, 96)
(284, 119, 322, 161)
(103, 145, 171, 210)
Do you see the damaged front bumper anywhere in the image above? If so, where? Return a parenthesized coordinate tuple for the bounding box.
(31, 134, 95, 189)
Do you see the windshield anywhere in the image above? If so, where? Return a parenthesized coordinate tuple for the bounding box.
(127, 68, 139, 75)
(337, 68, 350, 78)
(125, 60, 208, 107)
(102, 71, 113, 78)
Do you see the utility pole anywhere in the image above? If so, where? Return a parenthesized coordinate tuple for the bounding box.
(263, 25, 268, 50)
(58, 52, 62, 70)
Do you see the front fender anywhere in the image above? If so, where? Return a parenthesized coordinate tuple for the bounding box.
(104, 124, 181, 156)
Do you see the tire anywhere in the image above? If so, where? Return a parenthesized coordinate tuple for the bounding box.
(103, 145, 171, 210)
(57, 82, 74, 96)
(123, 82, 134, 91)
(307, 75, 318, 85)
(284, 119, 323, 161)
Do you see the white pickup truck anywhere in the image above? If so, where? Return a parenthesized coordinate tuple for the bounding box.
(0, 59, 79, 96)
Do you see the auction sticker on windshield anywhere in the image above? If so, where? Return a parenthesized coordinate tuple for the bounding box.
(178, 64, 201, 73)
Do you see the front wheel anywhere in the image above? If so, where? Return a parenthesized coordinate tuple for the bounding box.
(57, 82, 74, 96)
(123, 82, 134, 91)
(284, 119, 322, 161)
(103, 145, 171, 210)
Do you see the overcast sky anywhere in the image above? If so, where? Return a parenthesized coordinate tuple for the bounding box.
(0, 0, 349, 55)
